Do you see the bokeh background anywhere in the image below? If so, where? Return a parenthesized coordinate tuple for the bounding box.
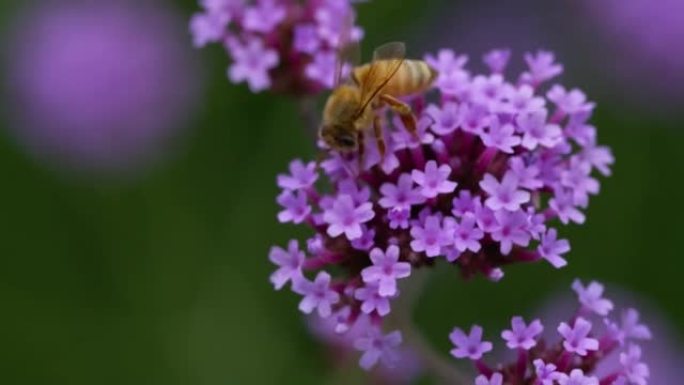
(0, 0, 682, 384)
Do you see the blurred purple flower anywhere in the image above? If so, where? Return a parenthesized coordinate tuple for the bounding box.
(556, 369, 598, 385)
(620, 344, 650, 385)
(354, 329, 402, 370)
(4, 2, 200, 174)
(534, 359, 561, 385)
(584, 0, 684, 107)
(355, 282, 391, 316)
(572, 279, 614, 316)
(226, 37, 279, 92)
(307, 313, 423, 382)
(476, 372, 503, 385)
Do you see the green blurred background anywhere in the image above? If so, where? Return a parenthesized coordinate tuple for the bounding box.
(0, 0, 682, 384)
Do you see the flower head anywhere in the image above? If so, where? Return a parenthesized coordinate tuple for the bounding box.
(270, 48, 613, 370)
(190, 0, 363, 94)
(449, 280, 651, 385)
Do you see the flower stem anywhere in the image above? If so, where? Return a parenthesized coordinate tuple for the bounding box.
(392, 270, 471, 385)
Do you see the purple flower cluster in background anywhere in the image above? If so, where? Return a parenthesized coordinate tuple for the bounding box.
(4, 1, 199, 174)
(269, 48, 614, 369)
(582, 0, 684, 108)
(451, 280, 651, 385)
(190, 0, 363, 94)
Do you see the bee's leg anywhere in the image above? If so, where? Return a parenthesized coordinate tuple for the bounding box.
(379, 94, 418, 139)
(373, 115, 386, 159)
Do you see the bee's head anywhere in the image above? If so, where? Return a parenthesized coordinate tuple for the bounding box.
(319, 123, 357, 151)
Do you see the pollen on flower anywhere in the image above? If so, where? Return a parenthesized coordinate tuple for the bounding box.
(269, 47, 614, 370)
(190, 0, 363, 94)
(448, 280, 651, 385)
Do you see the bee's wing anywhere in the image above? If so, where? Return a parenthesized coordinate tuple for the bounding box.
(333, 12, 361, 87)
(355, 42, 406, 116)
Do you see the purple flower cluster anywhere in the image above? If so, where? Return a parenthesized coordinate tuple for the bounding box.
(450, 279, 651, 385)
(269, 49, 613, 369)
(5, 1, 199, 174)
(190, 0, 362, 94)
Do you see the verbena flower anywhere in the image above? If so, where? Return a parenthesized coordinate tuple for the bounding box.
(269, 49, 613, 369)
(190, 0, 363, 94)
(449, 280, 651, 385)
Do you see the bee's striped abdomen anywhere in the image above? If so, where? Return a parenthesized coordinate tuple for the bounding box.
(352, 59, 438, 99)
(384, 60, 437, 97)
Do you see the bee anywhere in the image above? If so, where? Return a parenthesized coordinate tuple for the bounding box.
(319, 42, 437, 161)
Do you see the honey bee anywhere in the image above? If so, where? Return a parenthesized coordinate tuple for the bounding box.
(319, 42, 437, 160)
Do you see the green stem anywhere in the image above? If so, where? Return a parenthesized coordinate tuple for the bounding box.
(392, 270, 471, 385)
